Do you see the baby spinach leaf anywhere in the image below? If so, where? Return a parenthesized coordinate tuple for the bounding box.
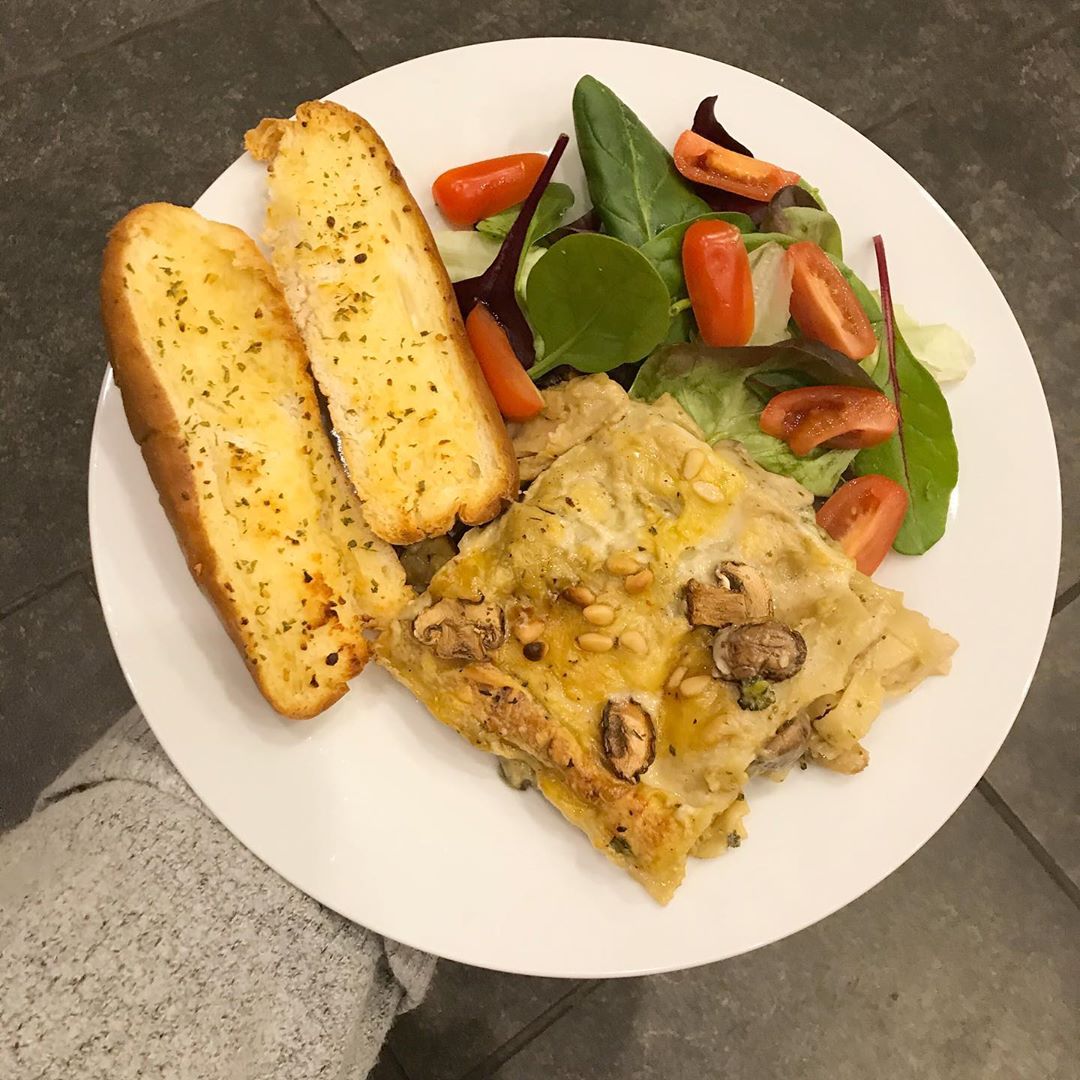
(455, 134, 569, 366)
(525, 233, 671, 379)
(852, 236, 958, 554)
(630, 342, 864, 495)
(573, 75, 710, 248)
(476, 183, 576, 245)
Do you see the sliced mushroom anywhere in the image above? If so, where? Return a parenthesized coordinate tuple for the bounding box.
(412, 597, 506, 661)
(600, 698, 656, 782)
(685, 562, 773, 627)
(497, 757, 536, 791)
(713, 620, 807, 682)
(750, 714, 811, 773)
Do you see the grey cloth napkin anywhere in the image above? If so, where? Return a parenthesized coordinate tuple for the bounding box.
(0, 708, 434, 1079)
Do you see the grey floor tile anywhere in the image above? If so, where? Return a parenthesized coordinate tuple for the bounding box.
(321, 0, 1066, 129)
(496, 792, 1080, 1080)
(368, 1047, 409, 1080)
(0, 0, 209, 83)
(924, 21, 1079, 245)
(871, 106, 1080, 591)
(389, 961, 574, 1080)
(0, 577, 133, 830)
(987, 599, 1080, 889)
(0, 0, 365, 613)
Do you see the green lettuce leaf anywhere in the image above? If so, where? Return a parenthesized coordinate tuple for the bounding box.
(475, 183, 576, 246)
(629, 342, 872, 496)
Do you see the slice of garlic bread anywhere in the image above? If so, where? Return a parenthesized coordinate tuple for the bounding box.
(101, 203, 411, 718)
(244, 101, 518, 545)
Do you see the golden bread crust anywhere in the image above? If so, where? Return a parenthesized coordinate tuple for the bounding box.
(245, 101, 518, 544)
(101, 202, 411, 717)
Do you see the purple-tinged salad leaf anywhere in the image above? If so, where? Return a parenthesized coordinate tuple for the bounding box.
(692, 95, 754, 157)
(754, 183, 819, 225)
(475, 183, 576, 244)
(756, 184, 843, 258)
(851, 235, 958, 554)
(454, 133, 569, 367)
(685, 96, 762, 215)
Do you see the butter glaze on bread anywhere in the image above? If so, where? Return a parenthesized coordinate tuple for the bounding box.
(245, 101, 518, 545)
(101, 203, 411, 718)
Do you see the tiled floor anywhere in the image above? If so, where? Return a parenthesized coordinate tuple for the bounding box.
(2, 0, 1078, 1076)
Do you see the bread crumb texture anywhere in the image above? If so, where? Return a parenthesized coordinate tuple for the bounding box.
(103, 203, 411, 717)
(245, 101, 518, 544)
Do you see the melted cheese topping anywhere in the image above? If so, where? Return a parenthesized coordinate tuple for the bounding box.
(383, 393, 955, 900)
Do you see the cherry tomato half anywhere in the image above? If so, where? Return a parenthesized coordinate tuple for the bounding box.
(682, 219, 755, 347)
(759, 385, 898, 456)
(787, 241, 877, 360)
(673, 130, 800, 202)
(816, 475, 909, 576)
(432, 153, 547, 227)
(464, 304, 544, 422)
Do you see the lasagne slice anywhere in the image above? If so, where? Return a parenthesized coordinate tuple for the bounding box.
(378, 387, 955, 902)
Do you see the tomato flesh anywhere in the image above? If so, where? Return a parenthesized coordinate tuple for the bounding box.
(816, 475, 909, 575)
(682, 219, 755, 347)
(432, 153, 548, 227)
(787, 241, 877, 360)
(673, 130, 800, 202)
(759, 385, 898, 456)
(465, 304, 544, 422)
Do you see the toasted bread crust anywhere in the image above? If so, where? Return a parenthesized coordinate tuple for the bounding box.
(245, 101, 519, 544)
(101, 203, 410, 717)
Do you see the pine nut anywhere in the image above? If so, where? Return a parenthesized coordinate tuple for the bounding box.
(681, 448, 705, 480)
(665, 665, 688, 692)
(513, 620, 545, 645)
(577, 632, 615, 653)
(624, 568, 654, 594)
(679, 675, 712, 698)
(619, 630, 648, 655)
(692, 480, 723, 504)
(583, 603, 615, 626)
(563, 585, 596, 607)
(606, 551, 646, 576)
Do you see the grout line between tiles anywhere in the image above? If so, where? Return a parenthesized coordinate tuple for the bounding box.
(977, 778, 1080, 912)
(306, 0, 371, 68)
(0, 0, 228, 90)
(1052, 579, 1080, 617)
(458, 980, 604, 1079)
(82, 565, 100, 601)
(0, 563, 93, 621)
(861, 98, 922, 139)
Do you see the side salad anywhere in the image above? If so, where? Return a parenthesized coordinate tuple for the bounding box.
(430, 76, 970, 572)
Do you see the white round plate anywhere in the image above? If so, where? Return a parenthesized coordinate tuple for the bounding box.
(89, 38, 1060, 977)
